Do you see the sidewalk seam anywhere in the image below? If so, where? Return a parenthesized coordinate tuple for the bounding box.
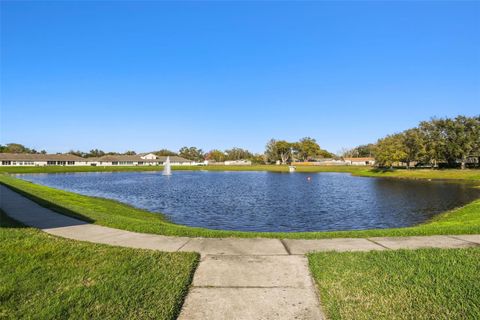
(366, 238, 391, 250)
(446, 235, 480, 246)
(176, 238, 192, 252)
(279, 239, 292, 255)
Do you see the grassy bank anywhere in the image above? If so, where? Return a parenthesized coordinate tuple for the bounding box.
(1, 164, 479, 180)
(1, 174, 479, 239)
(308, 248, 480, 319)
(0, 210, 198, 320)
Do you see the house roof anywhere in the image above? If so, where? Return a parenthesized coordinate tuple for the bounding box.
(156, 156, 191, 163)
(93, 155, 145, 162)
(0, 153, 85, 161)
(0, 153, 192, 163)
(88, 155, 191, 163)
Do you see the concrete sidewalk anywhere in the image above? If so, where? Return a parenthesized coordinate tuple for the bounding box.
(1, 184, 479, 319)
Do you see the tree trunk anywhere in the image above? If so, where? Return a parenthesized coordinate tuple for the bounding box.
(461, 156, 466, 170)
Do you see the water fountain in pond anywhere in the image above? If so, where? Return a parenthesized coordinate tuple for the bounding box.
(162, 156, 172, 176)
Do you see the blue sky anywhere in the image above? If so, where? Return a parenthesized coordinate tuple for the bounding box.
(1, 1, 479, 154)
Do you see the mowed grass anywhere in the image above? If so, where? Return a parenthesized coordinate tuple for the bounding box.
(0, 210, 199, 320)
(1, 164, 480, 180)
(308, 248, 480, 320)
(0, 174, 479, 239)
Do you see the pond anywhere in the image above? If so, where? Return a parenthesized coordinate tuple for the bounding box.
(17, 171, 480, 232)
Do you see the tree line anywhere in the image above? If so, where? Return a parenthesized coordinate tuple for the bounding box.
(151, 147, 260, 162)
(0, 143, 47, 154)
(0, 145, 138, 158)
(344, 115, 480, 169)
(265, 137, 334, 164)
(158, 140, 334, 164)
(0, 140, 332, 165)
(3, 115, 478, 169)
(67, 149, 137, 158)
(0, 143, 265, 163)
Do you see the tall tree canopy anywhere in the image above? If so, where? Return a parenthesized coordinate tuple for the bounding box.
(205, 149, 226, 162)
(402, 128, 425, 168)
(86, 149, 106, 158)
(360, 115, 480, 169)
(153, 149, 178, 156)
(341, 144, 377, 158)
(375, 134, 407, 168)
(178, 146, 205, 161)
(0, 143, 43, 154)
(264, 137, 334, 164)
(294, 137, 322, 161)
(224, 148, 253, 161)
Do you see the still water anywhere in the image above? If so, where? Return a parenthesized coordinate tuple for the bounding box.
(18, 171, 480, 232)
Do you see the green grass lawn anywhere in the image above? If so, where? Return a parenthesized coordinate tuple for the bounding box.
(1, 164, 480, 180)
(1, 174, 479, 239)
(308, 248, 480, 320)
(0, 210, 199, 320)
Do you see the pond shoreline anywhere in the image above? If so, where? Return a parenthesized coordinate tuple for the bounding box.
(1, 165, 480, 181)
(14, 171, 480, 233)
(1, 173, 479, 239)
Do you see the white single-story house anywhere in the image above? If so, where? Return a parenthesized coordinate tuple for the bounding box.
(343, 157, 376, 166)
(139, 153, 158, 160)
(0, 153, 193, 166)
(84, 155, 193, 166)
(0, 153, 88, 166)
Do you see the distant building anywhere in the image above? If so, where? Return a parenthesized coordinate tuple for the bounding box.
(343, 157, 375, 166)
(84, 155, 193, 166)
(0, 153, 87, 166)
(139, 153, 158, 160)
(0, 153, 192, 166)
(224, 160, 252, 166)
(292, 159, 346, 166)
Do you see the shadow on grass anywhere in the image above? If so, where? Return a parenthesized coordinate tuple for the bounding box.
(370, 167, 396, 173)
(0, 182, 95, 224)
(0, 209, 28, 228)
